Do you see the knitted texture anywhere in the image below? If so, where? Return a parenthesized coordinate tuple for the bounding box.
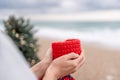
(52, 39, 82, 59)
(52, 39, 82, 80)
(59, 75, 75, 80)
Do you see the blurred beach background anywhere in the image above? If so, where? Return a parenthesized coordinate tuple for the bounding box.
(0, 0, 120, 80)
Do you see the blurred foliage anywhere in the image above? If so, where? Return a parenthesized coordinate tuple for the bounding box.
(4, 16, 40, 66)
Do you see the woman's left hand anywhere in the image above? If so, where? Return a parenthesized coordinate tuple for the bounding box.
(31, 48, 53, 80)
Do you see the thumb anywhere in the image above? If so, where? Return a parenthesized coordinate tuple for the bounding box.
(45, 48, 53, 59)
(64, 53, 79, 60)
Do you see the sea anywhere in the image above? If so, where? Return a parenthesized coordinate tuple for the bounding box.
(1, 20, 120, 48)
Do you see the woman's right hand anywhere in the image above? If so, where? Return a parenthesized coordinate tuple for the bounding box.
(43, 52, 85, 80)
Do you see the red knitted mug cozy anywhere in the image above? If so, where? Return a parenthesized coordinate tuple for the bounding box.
(52, 39, 82, 59)
(52, 39, 82, 80)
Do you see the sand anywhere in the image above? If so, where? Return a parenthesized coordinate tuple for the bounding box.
(37, 37, 120, 80)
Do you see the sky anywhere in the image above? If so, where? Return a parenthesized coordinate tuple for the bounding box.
(0, 0, 120, 22)
(0, 0, 120, 14)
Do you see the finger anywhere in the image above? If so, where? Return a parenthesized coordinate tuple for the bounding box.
(71, 51, 84, 63)
(80, 50, 84, 57)
(76, 56, 85, 70)
(45, 48, 53, 59)
(46, 48, 52, 55)
(76, 51, 85, 67)
(64, 53, 79, 60)
(70, 56, 85, 73)
(69, 51, 84, 69)
(78, 51, 85, 62)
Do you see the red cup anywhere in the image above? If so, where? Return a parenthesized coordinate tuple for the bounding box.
(52, 39, 82, 59)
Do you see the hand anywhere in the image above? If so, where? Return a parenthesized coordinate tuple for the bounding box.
(31, 48, 53, 79)
(43, 52, 85, 80)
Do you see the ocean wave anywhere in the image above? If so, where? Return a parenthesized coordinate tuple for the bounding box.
(35, 27, 120, 48)
(1, 23, 120, 48)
